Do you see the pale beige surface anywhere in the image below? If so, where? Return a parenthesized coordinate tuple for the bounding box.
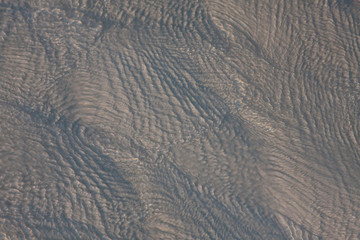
(0, 0, 359, 239)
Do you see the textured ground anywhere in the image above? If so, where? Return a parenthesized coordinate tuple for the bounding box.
(0, 0, 359, 239)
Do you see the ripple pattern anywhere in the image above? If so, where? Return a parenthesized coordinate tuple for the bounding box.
(1, 0, 359, 239)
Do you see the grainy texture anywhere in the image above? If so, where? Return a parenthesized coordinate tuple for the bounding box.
(0, 0, 359, 239)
